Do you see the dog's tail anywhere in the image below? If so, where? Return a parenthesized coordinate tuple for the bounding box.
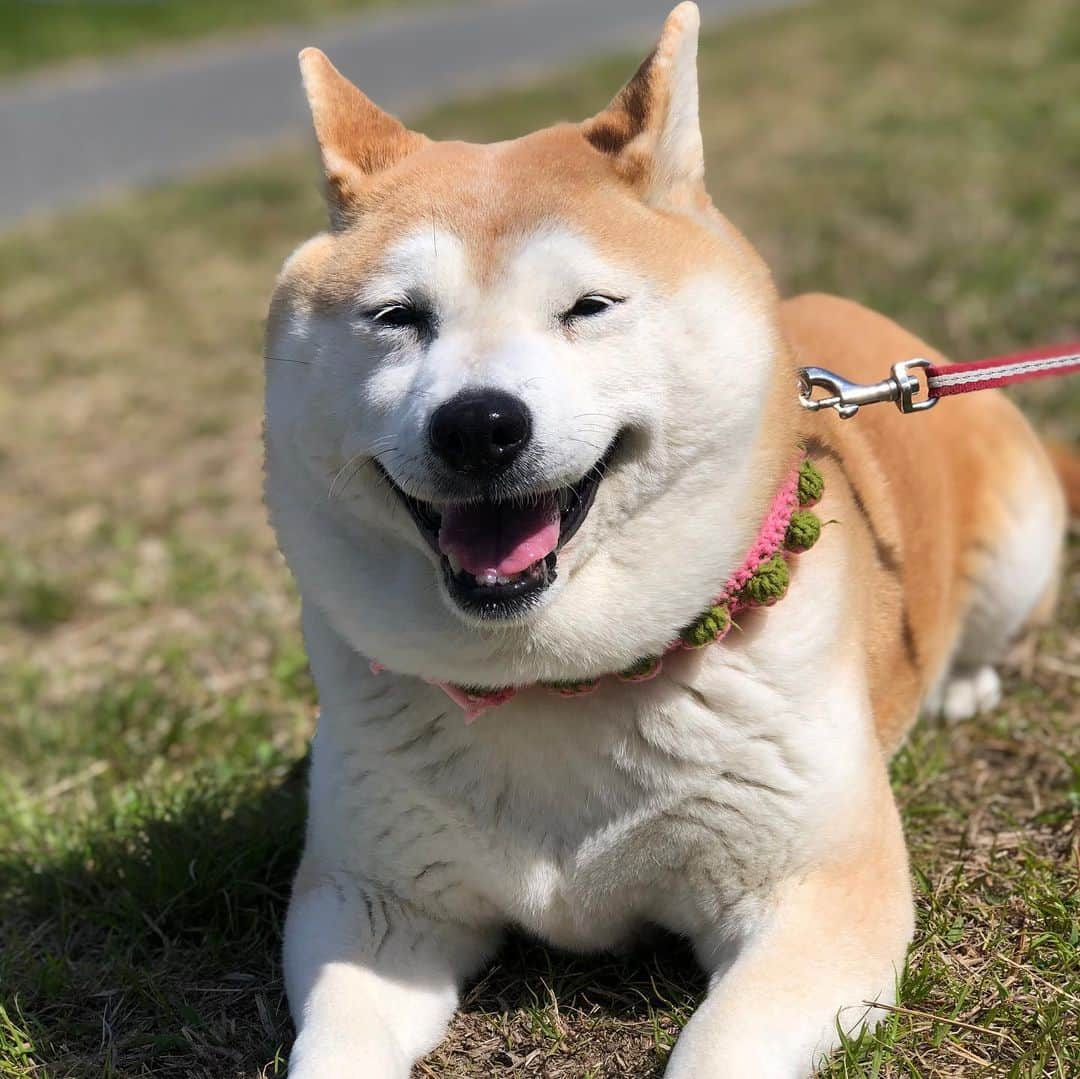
(1047, 442, 1080, 517)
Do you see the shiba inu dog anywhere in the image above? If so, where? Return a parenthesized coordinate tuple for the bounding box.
(263, 4, 1066, 1074)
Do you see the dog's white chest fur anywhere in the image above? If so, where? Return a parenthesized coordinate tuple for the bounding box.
(303, 584, 864, 955)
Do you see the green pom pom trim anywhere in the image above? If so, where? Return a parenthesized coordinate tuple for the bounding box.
(784, 510, 822, 553)
(618, 656, 662, 682)
(680, 603, 732, 648)
(739, 553, 790, 606)
(797, 459, 825, 506)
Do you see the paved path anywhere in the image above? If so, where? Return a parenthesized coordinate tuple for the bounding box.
(2, 0, 787, 225)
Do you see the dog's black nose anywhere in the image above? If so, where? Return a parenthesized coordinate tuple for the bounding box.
(429, 390, 532, 476)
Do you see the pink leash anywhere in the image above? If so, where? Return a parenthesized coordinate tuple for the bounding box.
(925, 341, 1080, 398)
(800, 340, 1080, 418)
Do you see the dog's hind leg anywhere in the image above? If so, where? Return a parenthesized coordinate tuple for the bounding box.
(926, 446, 1065, 723)
(284, 865, 498, 1078)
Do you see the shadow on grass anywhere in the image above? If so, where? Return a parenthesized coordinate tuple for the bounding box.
(2, 757, 704, 1077)
(465, 928, 703, 1019)
(0, 760, 308, 1077)
(458, 931, 704, 1078)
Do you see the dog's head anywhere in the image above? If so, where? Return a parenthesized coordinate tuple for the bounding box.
(265, 2, 799, 688)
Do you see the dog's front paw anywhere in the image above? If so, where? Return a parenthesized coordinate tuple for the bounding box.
(288, 1030, 409, 1079)
(664, 1042, 801, 1079)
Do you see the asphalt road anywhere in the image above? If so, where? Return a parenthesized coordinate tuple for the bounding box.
(1, 0, 789, 225)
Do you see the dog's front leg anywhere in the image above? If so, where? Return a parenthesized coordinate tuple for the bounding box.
(284, 864, 497, 1078)
(665, 768, 914, 1078)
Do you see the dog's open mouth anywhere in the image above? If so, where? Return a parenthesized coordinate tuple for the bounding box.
(377, 442, 617, 618)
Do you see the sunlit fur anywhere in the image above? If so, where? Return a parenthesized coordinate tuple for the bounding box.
(265, 5, 1066, 1076)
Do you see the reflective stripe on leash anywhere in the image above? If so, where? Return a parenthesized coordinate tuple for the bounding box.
(926, 346, 1080, 398)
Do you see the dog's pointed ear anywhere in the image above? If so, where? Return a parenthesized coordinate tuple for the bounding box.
(582, 2, 705, 204)
(299, 48, 427, 227)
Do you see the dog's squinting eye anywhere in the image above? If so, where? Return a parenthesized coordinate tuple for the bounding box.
(561, 294, 622, 323)
(366, 303, 433, 332)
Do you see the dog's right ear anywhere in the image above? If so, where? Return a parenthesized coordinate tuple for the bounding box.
(298, 48, 427, 228)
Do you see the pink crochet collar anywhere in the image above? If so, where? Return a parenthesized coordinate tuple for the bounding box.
(370, 455, 824, 722)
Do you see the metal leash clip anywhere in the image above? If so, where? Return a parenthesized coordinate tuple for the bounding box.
(798, 358, 938, 419)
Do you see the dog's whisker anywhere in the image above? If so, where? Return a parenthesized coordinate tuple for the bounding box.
(566, 437, 604, 454)
(338, 458, 378, 501)
(337, 445, 412, 503)
(267, 355, 315, 367)
(369, 438, 400, 457)
(328, 453, 369, 501)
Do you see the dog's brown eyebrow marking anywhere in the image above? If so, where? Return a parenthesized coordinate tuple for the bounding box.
(804, 436, 921, 673)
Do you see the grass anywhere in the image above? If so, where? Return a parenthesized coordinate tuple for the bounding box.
(0, 0, 424, 80)
(0, 0, 1077, 1075)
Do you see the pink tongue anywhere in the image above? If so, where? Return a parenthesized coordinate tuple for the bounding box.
(438, 495, 561, 577)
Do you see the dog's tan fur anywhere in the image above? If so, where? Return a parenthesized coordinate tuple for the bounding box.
(266, 6, 1066, 1075)
(782, 294, 1065, 749)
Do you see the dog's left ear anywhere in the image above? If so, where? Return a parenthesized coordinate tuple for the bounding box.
(582, 2, 705, 206)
